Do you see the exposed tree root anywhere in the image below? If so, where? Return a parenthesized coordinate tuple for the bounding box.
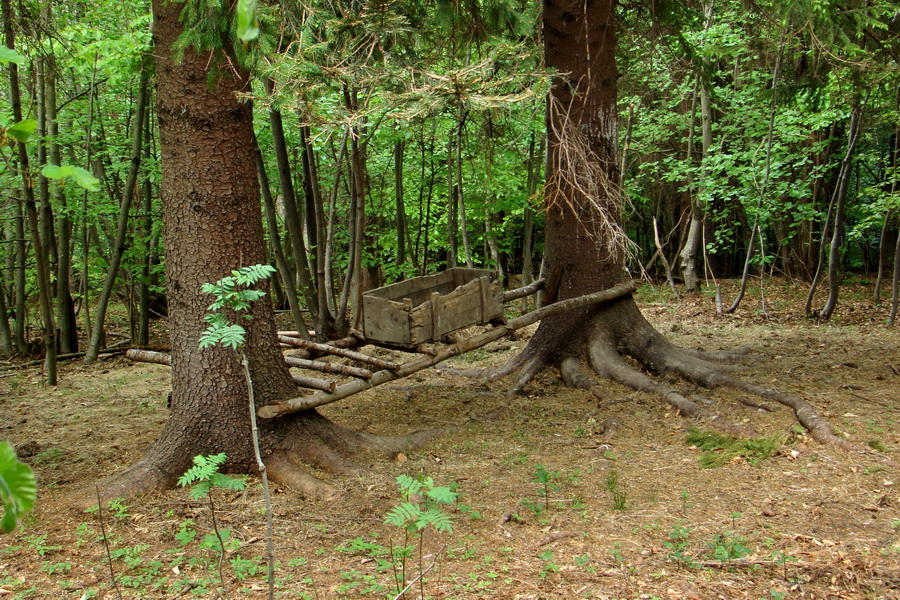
(83, 408, 450, 508)
(485, 296, 858, 450)
(267, 450, 340, 502)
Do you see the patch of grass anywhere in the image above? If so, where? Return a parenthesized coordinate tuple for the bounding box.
(867, 440, 887, 452)
(604, 469, 628, 511)
(686, 429, 785, 468)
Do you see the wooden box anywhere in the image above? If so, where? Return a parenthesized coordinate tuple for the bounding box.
(363, 268, 504, 346)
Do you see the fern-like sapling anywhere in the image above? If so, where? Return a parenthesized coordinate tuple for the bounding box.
(384, 474, 457, 599)
(199, 263, 277, 599)
(179, 453, 247, 599)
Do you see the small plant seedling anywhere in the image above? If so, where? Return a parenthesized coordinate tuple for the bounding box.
(604, 469, 628, 511)
(200, 263, 278, 600)
(384, 474, 457, 599)
(663, 524, 695, 567)
(709, 530, 751, 562)
(179, 454, 247, 599)
(538, 549, 559, 577)
(532, 464, 560, 512)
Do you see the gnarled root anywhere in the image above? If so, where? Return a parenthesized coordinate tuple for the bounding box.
(500, 296, 857, 450)
(84, 408, 450, 507)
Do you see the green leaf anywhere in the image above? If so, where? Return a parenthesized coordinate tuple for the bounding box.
(71, 167, 101, 192)
(0, 442, 36, 533)
(41, 165, 76, 179)
(6, 119, 37, 142)
(426, 486, 457, 505)
(0, 45, 25, 65)
(236, 0, 259, 42)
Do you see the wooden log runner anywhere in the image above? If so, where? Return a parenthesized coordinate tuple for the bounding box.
(126, 349, 338, 392)
(258, 280, 639, 419)
(284, 356, 373, 379)
(502, 278, 545, 303)
(277, 335, 400, 370)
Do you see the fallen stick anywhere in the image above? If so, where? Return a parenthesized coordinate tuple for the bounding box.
(277, 335, 399, 370)
(284, 356, 373, 379)
(503, 278, 545, 302)
(291, 374, 336, 392)
(126, 349, 339, 392)
(259, 280, 640, 419)
(1, 341, 131, 371)
(126, 349, 171, 365)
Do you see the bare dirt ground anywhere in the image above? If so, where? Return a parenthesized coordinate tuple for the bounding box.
(1, 279, 899, 600)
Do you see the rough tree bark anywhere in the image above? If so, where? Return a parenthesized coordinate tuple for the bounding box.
(480, 0, 853, 449)
(89, 0, 427, 504)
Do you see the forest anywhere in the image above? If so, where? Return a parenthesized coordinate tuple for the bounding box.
(1, 0, 900, 598)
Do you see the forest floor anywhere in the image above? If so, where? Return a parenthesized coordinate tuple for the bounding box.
(1, 278, 899, 600)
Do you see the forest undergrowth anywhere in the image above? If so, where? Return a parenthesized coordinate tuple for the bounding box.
(1, 278, 899, 599)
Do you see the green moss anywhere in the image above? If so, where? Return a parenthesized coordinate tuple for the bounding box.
(686, 429, 785, 468)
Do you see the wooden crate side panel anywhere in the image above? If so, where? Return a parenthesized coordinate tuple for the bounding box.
(364, 270, 454, 302)
(451, 268, 494, 288)
(408, 277, 505, 342)
(362, 295, 412, 345)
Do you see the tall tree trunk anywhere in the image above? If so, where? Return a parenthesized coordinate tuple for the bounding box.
(446, 135, 458, 268)
(12, 190, 27, 354)
(394, 139, 409, 268)
(819, 95, 866, 321)
(4, 0, 57, 383)
(266, 80, 318, 318)
(678, 2, 715, 293)
(93, 0, 408, 503)
(44, 53, 78, 354)
(137, 101, 154, 347)
(455, 110, 475, 269)
(254, 133, 312, 339)
(889, 224, 900, 326)
(84, 55, 151, 363)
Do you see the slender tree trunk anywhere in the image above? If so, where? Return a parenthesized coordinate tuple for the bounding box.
(394, 139, 408, 268)
(44, 54, 78, 353)
(678, 2, 715, 293)
(889, 226, 900, 326)
(267, 81, 318, 317)
(85, 56, 151, 363)
(347, 124, 367, 330)
(324, 127, 349, 317)
(137, 101, 154, 347)
(0, 229, 12, 355)
(4, 0, 57, 382)
(446, 135, 458, 268)
(12, 190, 27, 353)
(254, 133, 311, 339)
(820, 96, 866, 321)
(874, 127, 898, 305)
(455, 111, 475, 269)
